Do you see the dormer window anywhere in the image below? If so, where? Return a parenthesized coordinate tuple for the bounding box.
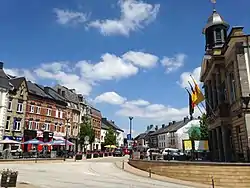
(215, 28, 222, 43)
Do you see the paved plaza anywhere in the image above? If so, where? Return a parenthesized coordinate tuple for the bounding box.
(0, 157, 194, 188)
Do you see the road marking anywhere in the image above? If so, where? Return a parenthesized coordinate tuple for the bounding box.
(82, 172, 99, 176)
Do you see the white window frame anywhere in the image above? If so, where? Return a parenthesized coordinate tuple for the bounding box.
(45, 123, 50, 131)
(30, 105, 35, 113)
(14, 121, 21, 131)
(47, 109, 52, 116)
(28, 121, 33, 130)
(5, 117, 10, 130)
(59, 111, 63, 119)
(17, 103, 23, 113)
(8, 100, 12, 111)
(36, 106, 41, 114)
(55, 110, 59, 118)
(35, 122, 39, 130)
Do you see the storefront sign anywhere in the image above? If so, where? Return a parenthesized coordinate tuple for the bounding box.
(183, 140, 192, 151)
(194, 140, 209, 151)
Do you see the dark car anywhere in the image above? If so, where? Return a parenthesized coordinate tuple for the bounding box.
(113, 148, 124, 157)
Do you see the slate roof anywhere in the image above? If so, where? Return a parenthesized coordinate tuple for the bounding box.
(9, 77, 25, 89)
(101, 118, 124, 132)
(0, 65, 11, 90)
(101, 122, 110, 130)
(53, 85, 79, 104)
(27, 81, 53, 99)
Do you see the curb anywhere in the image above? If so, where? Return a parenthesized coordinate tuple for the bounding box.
(115, 161, 219, 188)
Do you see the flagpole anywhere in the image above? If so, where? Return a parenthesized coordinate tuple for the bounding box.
(196, 104, 204, 115)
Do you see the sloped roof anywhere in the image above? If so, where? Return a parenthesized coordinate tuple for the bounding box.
(27, 81, 53, 99)
(101, 118, 124, 132)
(9, 77, 25, 89)
(0, 68, 11, 90)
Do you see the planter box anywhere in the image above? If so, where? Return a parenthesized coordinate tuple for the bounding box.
(93, 153, 99, 158)
(86, 153, 92, 159)
(99, 153, 103, 157)
(109, 152, 112, 156)
(75, 154, 83, 160)
(104, 153, 108, 157)
(1, 174, 18, 187)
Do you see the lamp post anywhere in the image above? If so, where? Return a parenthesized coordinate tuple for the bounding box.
(129, 117, 133, 140)
(64, 113, 70, 161)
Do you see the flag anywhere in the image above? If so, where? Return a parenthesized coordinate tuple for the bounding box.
(188, 81, 197, 105)
(185, 88, 194, 116)
(191, 76, 205, 105)
(211, 0, 216, 3)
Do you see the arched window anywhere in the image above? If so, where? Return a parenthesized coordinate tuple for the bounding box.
(215, 28, 222, 43)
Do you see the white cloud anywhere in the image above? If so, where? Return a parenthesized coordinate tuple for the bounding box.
(125, 99, 150, 106)
(94, 92, 127, 105)
(75, 53, 138, 81)
(95, 91, 202, 122)
(178, 67, 201, 88)
(122, 51, 158, 68)
(4, 68, 36, 82)
(161, 53, 186, 73)
(54, 8, 89, 25)
(89, 0, 160, 36)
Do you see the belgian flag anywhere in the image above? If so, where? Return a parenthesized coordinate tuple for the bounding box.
(185, 88, 194, 116)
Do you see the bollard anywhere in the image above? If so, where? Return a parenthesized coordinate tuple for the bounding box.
(122, 160, 124, 169)
(148, 168, 152, 178)
(211, 176, 215, 188)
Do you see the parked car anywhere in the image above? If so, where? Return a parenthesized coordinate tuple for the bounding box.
(113, 148, 124, 157)
(162, 148, 185, 160)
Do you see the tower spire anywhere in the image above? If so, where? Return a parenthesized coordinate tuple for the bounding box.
(211, 0, 216, 11)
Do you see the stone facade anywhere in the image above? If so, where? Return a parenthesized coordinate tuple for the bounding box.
(200, 14, 250, 162)
(5, 77, 28, 141)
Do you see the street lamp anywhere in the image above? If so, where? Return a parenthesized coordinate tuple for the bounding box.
(64, 113, 70, 161)
(129, 117, 133, 140)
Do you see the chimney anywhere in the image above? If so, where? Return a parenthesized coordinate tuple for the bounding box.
(184, 116, 189, 122)
(147, 126, 149, 130)
(168, 122, 172, 126)
(110, 120, 115, 124)
(172, 121, 176, 124)
(162, 124, 165, 128)
(57, 88, 61, 95)
(62, 90, 65, 97)
(70, 89, 76, 93)
(155, 125, 158, 131)
(150, 124, 153, 129)
(44, 87, 49, 94)
(0, 62, 3, 69)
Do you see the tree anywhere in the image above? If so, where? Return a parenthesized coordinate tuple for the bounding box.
(79, 116, 95, 151)
(188, 126, 201, 140)
(104, 127, 117, 146)
(199, 113, 209, 140)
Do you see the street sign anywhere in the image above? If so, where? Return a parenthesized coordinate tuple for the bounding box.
(84, 136, 89, 141)
(127, 134, 131, 140)
(84, 141, 89, 145)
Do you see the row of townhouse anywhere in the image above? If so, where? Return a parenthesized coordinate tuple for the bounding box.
(135, 117, 200, 151)
(0, 62, 124, 151)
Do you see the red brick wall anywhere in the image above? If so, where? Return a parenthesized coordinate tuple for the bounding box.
(25, 95, 66, 134)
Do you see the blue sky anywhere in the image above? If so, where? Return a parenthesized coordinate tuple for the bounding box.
(1, 0, 249, 136)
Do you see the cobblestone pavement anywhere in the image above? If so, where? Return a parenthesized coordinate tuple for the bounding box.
(0, 157, 194, 188)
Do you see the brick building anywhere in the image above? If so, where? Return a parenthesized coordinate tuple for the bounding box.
(53, 85, 81, 151)
(200, 8, 250, 161)
(90, 106, 102, 150)
(24, 81, 67, 148)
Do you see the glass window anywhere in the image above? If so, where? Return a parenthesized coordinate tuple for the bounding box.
(8, 100, 12, 111)
(30, 105, 34, 113)
(5, 116, 10, 130)
(28, 121, 33, 130)
(36, 106, 41, 114)
(47, 109, 52, 116)
(14, 121, 21, 131)
(17, 103, 23, 112)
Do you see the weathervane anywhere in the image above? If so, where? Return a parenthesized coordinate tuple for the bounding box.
(210, 0, 216, 10)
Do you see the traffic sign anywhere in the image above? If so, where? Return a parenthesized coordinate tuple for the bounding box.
(84, 136, 89, 141)
(127, 134, 131, 140)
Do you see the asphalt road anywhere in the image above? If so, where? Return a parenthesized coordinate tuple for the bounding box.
(0, 157, 193, 188)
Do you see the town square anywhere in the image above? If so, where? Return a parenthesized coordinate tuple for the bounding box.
(0, 0, 250, 187)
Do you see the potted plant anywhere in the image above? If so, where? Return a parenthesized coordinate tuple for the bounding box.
(1, 169, 18, 188)
(86, 152, 92, 159)
(99, 152, 103, 157)
(93, 152, 99, 158)
(104, 152, 108, 157)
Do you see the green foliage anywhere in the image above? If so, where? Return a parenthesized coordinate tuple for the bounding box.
(188, 125, 201, 140)
(79, 116, 95, 145)
(104, 127, 117, 146)
(200, 113, 209, 140)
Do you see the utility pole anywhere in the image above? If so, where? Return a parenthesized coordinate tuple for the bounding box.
(64, 113, 70, 161)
